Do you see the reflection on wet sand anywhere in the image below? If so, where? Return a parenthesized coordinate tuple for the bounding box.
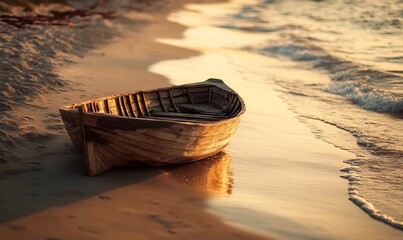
(164, 152, 233, 195)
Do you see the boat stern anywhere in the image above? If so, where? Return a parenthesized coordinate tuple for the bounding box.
(59, 104, 84, 152)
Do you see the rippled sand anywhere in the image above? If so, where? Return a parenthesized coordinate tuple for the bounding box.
(0, 0, 160, 177)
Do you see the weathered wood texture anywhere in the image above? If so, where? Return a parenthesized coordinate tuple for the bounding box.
(59, 79, 245, 176)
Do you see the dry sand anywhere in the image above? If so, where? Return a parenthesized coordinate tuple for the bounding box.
(0, 0, 270, 239)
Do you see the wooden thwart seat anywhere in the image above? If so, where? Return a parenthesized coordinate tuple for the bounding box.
(177, 103, 225, 115)
(150, 110, 227, 122)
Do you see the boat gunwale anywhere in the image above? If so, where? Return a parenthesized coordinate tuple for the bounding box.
(77, 108, 242, 127)
(59, 80, 246, 126)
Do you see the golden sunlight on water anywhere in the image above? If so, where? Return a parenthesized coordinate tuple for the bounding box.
(164, 152, 233, 195)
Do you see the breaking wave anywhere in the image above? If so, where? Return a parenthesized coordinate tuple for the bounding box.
(258, 42, 403, 116)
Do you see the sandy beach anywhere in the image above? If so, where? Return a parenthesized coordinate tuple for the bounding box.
(0, 0, 402, 239)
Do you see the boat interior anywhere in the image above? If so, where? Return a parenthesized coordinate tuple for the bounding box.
(74, 85, 243, 122)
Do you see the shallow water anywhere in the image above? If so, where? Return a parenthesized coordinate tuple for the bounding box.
(218, 0, 403, 230)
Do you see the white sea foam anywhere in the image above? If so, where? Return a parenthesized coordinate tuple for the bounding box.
(254, 40, 403, 115)
(349, 194, 403, 230)
(339, 156, 403, 230)
(260, 45, 320, 61)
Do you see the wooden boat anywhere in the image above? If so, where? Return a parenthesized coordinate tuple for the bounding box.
(59, 79, 245, 176)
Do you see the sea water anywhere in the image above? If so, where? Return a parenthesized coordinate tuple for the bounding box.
(215, 0, 403, 231)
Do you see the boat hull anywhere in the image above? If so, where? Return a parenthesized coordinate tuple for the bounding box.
(60, 79, 245, 176)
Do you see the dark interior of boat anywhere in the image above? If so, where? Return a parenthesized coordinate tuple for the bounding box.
(79, 85, 243, 122)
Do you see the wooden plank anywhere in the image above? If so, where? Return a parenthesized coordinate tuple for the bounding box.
(228, 98, 241, 117)
(86, 103, 93, 112)
(79, 106, 92, 175)
(96, 100, 105, 113)
(60, 109, 83, 150)
(129, 94, 139, 117)
(104, 135, 164, 162)
(176, 104, 223, 115)
(135, 93, 145, 116)
(104, 99, 110, 114)
(91, 102, 97, 112)
(186, 89, 194, 104)
(117, 97, 126, 117)
(94, 144, 111, 171)
(107, 98, 118, 115)
(157, 90, 169, 99)
(88, 142, 130, 176)
(171, 95, 192, 105)
(93, 127, 197, 151)
(157, 91, 167, 112)
(122, 95, 134, 117)
(225, 95, 236, 115)
(122, 96, 131, 117)
(168, 89, 180, 113)
(187, 91, 209, 104)
(134, 127, 205, 143)
(97, 141, 123, 162)
(114, 98, 122, 116)
(212, 87, 231, 100)
(208, 86, 212, 104)
(89, 124, 235, 153)
(111, 133, 229, 163)
(134, 118, 240, 137)
(118, 129, 233, 152)
(184, 86, 209, 95)
(96, 141, 129, 167)
(86, 142, 102, 176)
(94, 128, 231, 160)
(88, 127, 150, 166)
(141, 92, 151, 116)
(150, 110, 225, 121)
(146, 116, 212, 123)
(211, 90, 231, 109)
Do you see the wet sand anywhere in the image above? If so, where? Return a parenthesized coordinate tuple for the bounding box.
(0, 0, 269, 239)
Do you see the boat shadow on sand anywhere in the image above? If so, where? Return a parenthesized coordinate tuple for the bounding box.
(0, 146, 233, 224)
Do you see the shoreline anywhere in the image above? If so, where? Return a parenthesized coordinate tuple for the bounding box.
(0, 0, 271, 239)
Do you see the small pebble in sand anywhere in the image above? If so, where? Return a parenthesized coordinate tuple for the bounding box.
(97, 195, 112, 200)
